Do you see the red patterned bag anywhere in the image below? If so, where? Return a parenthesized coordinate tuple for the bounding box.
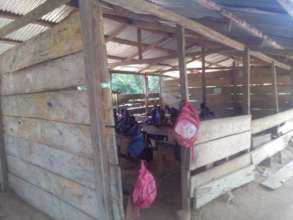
(132, 160, 157, 210)
(174, 101, 200, 157)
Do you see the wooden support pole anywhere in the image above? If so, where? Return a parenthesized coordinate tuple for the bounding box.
(137, 28, 143, 60)
(79, 1, 123, 220)
(272, 61, 282, 163)
(243, 47, 251, 114)
(176, 24, 191, 217)
(201, 46, 207, 104)
(272, 62, 280, 113)
(144, 73, 149, 113)
(230, 61, 238, 114)
(0, 78, 8, 191)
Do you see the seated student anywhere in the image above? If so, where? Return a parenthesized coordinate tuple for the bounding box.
(200, 102, 215, 120)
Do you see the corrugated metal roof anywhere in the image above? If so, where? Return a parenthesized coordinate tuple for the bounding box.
(0, 1, 75, 55)
(0, 0, 277, 76)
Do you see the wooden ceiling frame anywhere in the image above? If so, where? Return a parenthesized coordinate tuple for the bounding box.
(98, 0, 291, 71)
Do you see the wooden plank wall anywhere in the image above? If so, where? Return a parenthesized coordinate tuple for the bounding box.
(248, 67, 290, 118)
(189, 115, 254, 209)
(161, 67, 291, 119)
(0, 12, 112, 220)
(161, 70, 237, 117)
(114, 93, 160, 115)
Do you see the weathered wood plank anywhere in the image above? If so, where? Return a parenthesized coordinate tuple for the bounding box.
(0, 12, 82, 74)
(197, 115, 251, 144)
(3, 116, 93, 158)
(194, 165, 255, 209)
(190, 131, 251, 170)
(243, 47, 251, 114)
(9, 174, 96, 220)
(251, 109, 293, 134)
(1, 52, 85, 96)
(7, 156, 101, 218)
(190, 153, 251, 191)
(261, 160, 293, 190)
(2, 90, 90, 124)
(252, 130, 293, 165)
(5, 135, 96, 189)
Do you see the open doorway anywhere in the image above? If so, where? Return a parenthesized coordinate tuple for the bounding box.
(112, 72, 182, 219)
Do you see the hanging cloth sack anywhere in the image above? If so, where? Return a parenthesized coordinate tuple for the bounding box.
(174, 101, 200, 158)
(132, 160, 157, 212)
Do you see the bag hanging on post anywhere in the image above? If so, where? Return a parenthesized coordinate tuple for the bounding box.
(132, 160, 157, 211)
(174, 101, 200, 158)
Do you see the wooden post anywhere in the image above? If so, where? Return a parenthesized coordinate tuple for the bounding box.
(176, 24, 191, 218)
(272, 61, 282, 163)
(0, 78, 8, 191)
(144, 73, 149, 113)
(137, 28, 143, 60)
(230, 61, 238, 114)
(159, 74, 163, 106)
(243, 47, 251, 114)
(272, 62, 279, 113)
(79, 1, 123, 220)
(202, 46, 207, 104)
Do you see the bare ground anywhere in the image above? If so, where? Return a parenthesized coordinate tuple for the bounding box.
(0, 192, 52, 220)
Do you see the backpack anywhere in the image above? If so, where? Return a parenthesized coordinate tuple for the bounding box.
(128, 134, 145, 158)
(132, 160, 157, 209)
(174, 102, 200, 158)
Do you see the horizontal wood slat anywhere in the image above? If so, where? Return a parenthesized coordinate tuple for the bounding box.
(197, 115, 251, 144)
(252, 109, 293, 134)
(252, 130, 293, 165)
(1, 52, 85, 96)
(193, 165, 255, 209)
(9, 174, 96, 220)
(190, 153, 251, 190)
(8, 156, 100, 218)
(3, 116, 93, 158)
(190, 131, 251, 170)
(5, 135, 96, 189)
(2, 90, 90, 125)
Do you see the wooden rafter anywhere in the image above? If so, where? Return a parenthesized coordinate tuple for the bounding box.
(106, 23, 128, 42)
(105, 35, 173, 54)
(0, 0, 71, 38)
(99, 0, 290, 70)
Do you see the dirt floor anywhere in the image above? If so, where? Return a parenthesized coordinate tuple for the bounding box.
(0, 192, 52, 220)
(3, 152, 293, 220)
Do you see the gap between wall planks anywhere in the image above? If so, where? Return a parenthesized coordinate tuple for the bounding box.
(79, 1, 123, 220)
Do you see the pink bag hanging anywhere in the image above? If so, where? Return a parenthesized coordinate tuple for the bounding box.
(174, 101, 200, 156)
(132, 160, 157, 210)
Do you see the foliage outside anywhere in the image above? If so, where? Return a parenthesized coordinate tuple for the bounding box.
(112, 73, 160, 94)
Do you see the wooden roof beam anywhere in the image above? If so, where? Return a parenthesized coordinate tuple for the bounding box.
(105, 35, 174, 54)
(100, 0, 290, 70)
(193, 0, 284, 50)
(0, 0, 71, 38)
